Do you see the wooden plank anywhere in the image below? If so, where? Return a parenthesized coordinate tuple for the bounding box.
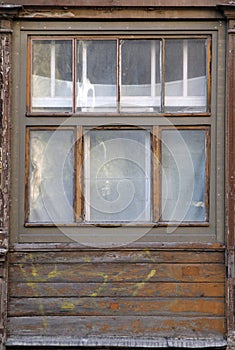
(1, 0, 229, 8)
(8, 297, 225, 317)
(9, 263, 225, 283)
(7, 315, 226, 337)
(9, 282, 225, 298)
(9, 250, 224, 264)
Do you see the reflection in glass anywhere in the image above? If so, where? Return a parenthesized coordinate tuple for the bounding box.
(165, 39, 207, 112)
(161, 129, 207, 222)
(32, 40, 73, 112)
(28, 129, 74, 223)
(84, 130, 151, 222)
(120, 40, 161, 112)
(76, 40, 117, 112)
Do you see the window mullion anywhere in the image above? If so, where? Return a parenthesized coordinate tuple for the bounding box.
(50, 40, 56, 98)
(117, 39, 121, 112)
(84, 130, 91, 222)
(151, 40, 156, 99)
(161, 39, 165, 113)
(152, 126, 161, 222)
(183, 40, 188, 98)
(75, 126, 84, 222)
(207, 37, 211, 113)
(73, 39, 77, 114)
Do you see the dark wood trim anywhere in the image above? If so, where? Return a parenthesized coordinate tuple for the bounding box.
(226, 31, 235, 339)
(74, 126, 83, 222)
(0, 15, 17, 350)
(0, 0, 229, 8)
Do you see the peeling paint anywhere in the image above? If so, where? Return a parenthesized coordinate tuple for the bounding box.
(61, 302, 75, 311)
(47, 265, 60, 279)
(90, 274, 108, 297)
(133, 269, 156, 296)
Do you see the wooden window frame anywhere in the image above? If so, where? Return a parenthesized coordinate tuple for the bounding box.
(10, 20, 225, 244)
(27, 35, 211, 116)
(24, 125, 210, 227)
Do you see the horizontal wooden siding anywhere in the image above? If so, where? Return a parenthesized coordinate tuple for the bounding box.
(7, 249, 226, 341)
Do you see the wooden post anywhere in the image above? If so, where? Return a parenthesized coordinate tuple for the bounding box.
(218, 4, 235, 349)
(0, 5, 22, 349)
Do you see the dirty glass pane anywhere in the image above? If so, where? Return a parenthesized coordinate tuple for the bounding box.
(165, 39, 207, 112)
(28, 129, 74, 223)
(84, 130, 151, 222)
(31, 40, 73, 112)
(120, 40, 161, 112)
(161, 129, 207, 222)
(76, 40, 117, 112)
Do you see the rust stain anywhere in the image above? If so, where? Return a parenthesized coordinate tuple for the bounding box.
(110, 302, 119, 311)
(182, 266, 199, 276)
(131, 319, 141, 333)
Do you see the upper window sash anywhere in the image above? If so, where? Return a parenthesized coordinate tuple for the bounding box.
(28, 36, 211, 115)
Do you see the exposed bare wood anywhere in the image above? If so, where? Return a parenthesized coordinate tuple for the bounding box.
(0, 0, 230, 8)
(0, 13, 16, 350)
(5, 334, 228, 348)
(10, 241, 226, 251)
(9, 297, 225, 317)
(10, 281, 225, 298)
(10, 262, 225, 283)
(9, 250, 225, 264)
(74, 126, 83, 222)
(7, 315, 226, 338)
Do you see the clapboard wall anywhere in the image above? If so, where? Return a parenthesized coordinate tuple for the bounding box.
(7, 248, 226, 347)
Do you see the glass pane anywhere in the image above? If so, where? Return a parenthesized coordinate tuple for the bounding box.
(76, 40, 117, 112)
(120, 40, 161, 112)
(85, 130, 151, 222)
(31, 40, 73, 112)
(28, 129, 74, 223)
(161, 129, 207, 222)
(165, 39, 207, 112)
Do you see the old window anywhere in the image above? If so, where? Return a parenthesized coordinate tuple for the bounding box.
(25, 125, 210, 226)
(29, 38, 209, 114)
(24, 36, 211, 226)
(10, 21, 224, 243)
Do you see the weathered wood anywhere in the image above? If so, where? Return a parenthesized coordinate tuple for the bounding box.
(9, 250, 225, 264)
(9, 281, 225, 298)
(8, 297, 225, 317)
(5, 334, 228, 348)
(7, 315, 226, 338)
(0, 0, 229, 8)
(9, 262, 225, 283)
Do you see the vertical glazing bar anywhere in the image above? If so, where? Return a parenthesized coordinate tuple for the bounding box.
(183, 40, 188, 98)
(207, 37, 211, 113)
(27, 38, 32, 113)
(75, 126, 83, 222)
(73, 39, 76, 113)
(84, 131, 91, 221)
(51, 40, 56, 98)
(24, 127, 30, 224)
(161, 39, 164, 113)
(145, 131, 151, 221)
(205, 127, 210, 222)
(82, 41, 87, 84)
(151, 40, 156, 98)
(152, 126, 161, 222)
(117, 39, 121, 112)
